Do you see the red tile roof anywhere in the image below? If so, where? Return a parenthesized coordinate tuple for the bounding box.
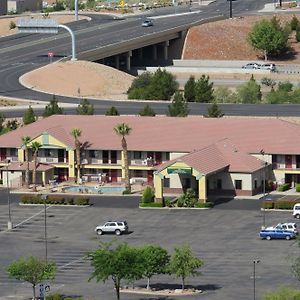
(0, 115, 299, 156)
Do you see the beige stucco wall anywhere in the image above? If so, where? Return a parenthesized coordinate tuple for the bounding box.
(170, 152, 189, 160)
(230, 173, 253, 190)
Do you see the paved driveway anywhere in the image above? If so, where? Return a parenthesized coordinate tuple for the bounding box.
(0, 195, 299, 300)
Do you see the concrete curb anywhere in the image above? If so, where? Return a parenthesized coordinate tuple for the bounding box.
(139, 206, 210, 209)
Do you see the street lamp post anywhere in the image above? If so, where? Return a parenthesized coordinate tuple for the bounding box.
(253, 260, 260, 300)
(229, 0, 233, 18)
(260, 150, 266, 229)
(41, 194, 48, 263)
(6, 159, 12, 230)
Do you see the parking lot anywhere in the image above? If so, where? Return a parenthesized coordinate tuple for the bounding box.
(0, 194, 299, 300)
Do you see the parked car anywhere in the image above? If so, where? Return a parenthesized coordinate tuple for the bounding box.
(242, 63, 261, 70)
(95, 221, 128, 235)
(260, 63, 276, 72)
(260, 229, 296, 240)
(293, 203, 300, 219)
(266, 223, 298, 234)
(142, 19, 153, 27)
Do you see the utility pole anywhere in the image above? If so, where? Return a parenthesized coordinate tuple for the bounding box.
(229, 0, 233, 18)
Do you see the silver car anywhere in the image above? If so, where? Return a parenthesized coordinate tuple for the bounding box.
(242, 63, 261, 69)
(95, 221, 128, 235)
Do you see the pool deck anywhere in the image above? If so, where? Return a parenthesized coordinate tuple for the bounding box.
(10, 182, 144, 196)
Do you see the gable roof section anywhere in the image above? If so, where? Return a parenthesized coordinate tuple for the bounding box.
(156, 144, 229, 175)
(0, 116, 300, 154)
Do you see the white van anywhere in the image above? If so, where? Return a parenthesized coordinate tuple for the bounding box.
(293, 203, 300, 218)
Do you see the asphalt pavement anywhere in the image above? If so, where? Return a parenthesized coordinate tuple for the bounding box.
(0, 192, 299, 300)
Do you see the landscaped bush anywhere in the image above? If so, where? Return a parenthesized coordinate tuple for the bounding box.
(74, 197, 89, 205)
(0, 179, 2, 184)
(296, 183, 300, 192)
(20, 195, 89, 205)
(277, 183, 290, 192)
(176, 195, 185, 207)
(46, 294, 63, 300)
(194, 202, 214, 208)
(141, 186, 154, 203)
(262, 200, 275, 209)
(122, 189, 131, 195)
(9, 21, 16, 30)
(274, 201, 294, 210)
(47, 195, 65, 205)
(139, 202, 163, 207)
(296, 29, 300, 42)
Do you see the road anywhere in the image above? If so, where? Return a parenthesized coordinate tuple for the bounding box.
(0, 191, 299, 299)
(0, 0, 287, 118)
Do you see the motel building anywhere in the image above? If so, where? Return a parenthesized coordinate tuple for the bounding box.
(0, 115, 299, 202)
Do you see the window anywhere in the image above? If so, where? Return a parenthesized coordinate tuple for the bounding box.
(164, 178, 170, 188)
(9, 148, 17, 157)
(235, 180, 242, 190)
(165, 152, 170, 161)
(103, 150, 109, 164)
(133, 170, 143, 177)
(133, 151, 142, 159)
(45, 149, 56, 157)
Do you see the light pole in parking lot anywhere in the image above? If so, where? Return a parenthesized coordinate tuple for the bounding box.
(41, 194, 48, 263)
(260, 150, 267, 229)
(229, 0, 233, 18)
(253, 259, 260, 300)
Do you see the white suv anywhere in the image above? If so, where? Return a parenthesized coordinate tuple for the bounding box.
(95, 221, 128, 236)
(266, 223, 298, 234)
(293, 203, 300, 219)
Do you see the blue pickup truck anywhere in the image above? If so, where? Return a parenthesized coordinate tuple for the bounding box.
(260, 229, 296, 240)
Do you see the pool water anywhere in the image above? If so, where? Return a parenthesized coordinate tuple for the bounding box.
(64, 186, 125, 194)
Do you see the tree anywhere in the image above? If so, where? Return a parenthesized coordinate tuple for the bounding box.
(6, 119, 19, 130)
(88, 242, 143, 300)
(105, 106, 119, 116)
(168, 91, 189, 117)
(140, 245, 170, 290)
(70, 128, 82, 183)
(184, 76, 196, 102)
(290, 15, 299, 31)
(261, 77, 276, 88)
(147, 68, 178, 100)
(23, 106, 36, 125)
(213, 86, 233, 103)
(114, 123, 132, 192)
(6, 256, 56, 300)
(248, 19, 289, 61)
(263, 286, 300, 300)
(278, 81, 293, 92)
(21, 136, 31, 189)
(195, 75, 214, 103)
(43, 96, 63, 117)
(168, 244, 203, 290)
(139, 104, 156, 116)
(237, 76, 262, 103)
(0, 113, 5, 133)
(76, 98, 94, 115)
(31, 141, 42, 192)
(205, 102, 224, 118)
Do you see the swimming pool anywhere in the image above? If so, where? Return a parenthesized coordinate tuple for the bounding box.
(63, 186, 125, 194)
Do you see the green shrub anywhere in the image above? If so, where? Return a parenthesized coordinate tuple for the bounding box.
(0, 179, 2, 184)
(194, 202, 214, 208)
(122, 189, 131, 195)
(141, 186, 154, 203)
(262, 201, 274, 209)
(139, 202, 163, 207)
(47, 196, 65, 205)
(165, 198, 174, 207)
(46, 294, 63, 300)
(296, 184, 300, 192)
(290, 15, 299, 30)
(277, 183, 290, 192)
(66, 197, 74, 205)
(296, 29, 300, 42)
(274, 201, 293, 210)
(74, 197, 89, 205)
(9, 21, 16, 30)
(177, 195, 185, 207)
(183, 188, 198, 207)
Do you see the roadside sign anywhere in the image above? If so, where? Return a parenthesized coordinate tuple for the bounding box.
(48, 52, 54, 58)
(17, 19, 59, 34)
(39, 283, 44, 298)
(45, 284, 50, 293)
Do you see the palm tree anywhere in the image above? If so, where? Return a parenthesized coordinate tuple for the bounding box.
(114, 123, 132, 192)
(31, 141, 42, 192)
(70, 128, 82, 183)
(21, 136, 31, 188)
